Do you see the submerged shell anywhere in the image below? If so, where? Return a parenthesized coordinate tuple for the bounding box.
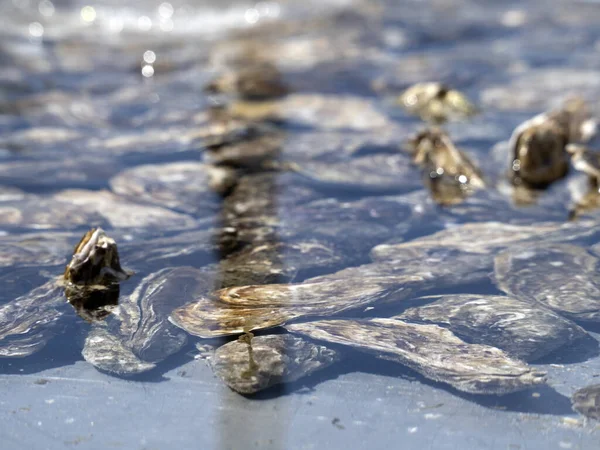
(109, 162, 236, 215)
(285, 319, 545, 395)
(371, 221, 597, 260)
(120, 228, 237, 271)
(170, 276, 419, 338)
(572, 384, 600, 421)
(494, 244, 600, 322)
(208, 334, 339, 395)
(82, 327, 155, 375)
(399, 294, 589, 361)
(83, 267, 215, 374)
(53, 190, 199, 230)
(0, 280, 65, 357)
(0, 231, 79, 268)
(291, 153, 421, 194)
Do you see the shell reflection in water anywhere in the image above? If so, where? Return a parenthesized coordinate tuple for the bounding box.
(206, 333, 339, 395)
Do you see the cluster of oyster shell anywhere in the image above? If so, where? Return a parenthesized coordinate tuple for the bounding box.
(2, 42, 600, 425)
(400, 82, 600, 213)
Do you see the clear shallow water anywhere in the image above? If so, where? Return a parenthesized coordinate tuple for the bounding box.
(1, 0, 600, 449)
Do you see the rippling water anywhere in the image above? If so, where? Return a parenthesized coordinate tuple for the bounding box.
(1, 0, 600, 449)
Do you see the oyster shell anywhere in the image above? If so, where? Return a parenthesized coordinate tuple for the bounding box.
(169, 276, 420, 338)
(64, 228, 131, 286)
(572, 384, 600, 421)
(494, 244, 600, 322)
(407, 128, 485, 205)
(508, 99, 594, 188)
(399, 82, 477, 123)
(285, 319, 545, 395)
(399, 294, 589, 361)
(207, 333, 339, 395)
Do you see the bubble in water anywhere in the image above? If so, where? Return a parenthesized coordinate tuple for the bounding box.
(141, 65, 154, 78)
(28, 21, 44, 37)
(38, 0, 54, 17)
(245, 8, 260, 24)
(158, 2, 174, 19)
(81, 6, 96, 23)
(160, 19, 174, 32)
(108, 17, 124, 34)
(143, 50, 156, 64)
(138, 16, 152, 31)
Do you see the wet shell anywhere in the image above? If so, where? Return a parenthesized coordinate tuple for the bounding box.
(285, 318, 545, 395)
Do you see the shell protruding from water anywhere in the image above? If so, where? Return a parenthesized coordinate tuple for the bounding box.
(399, 82, 478, 123)
(64, 228, 131, 286)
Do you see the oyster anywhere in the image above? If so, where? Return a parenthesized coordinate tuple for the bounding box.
(407, 128, 485, 205)
(64, 228, 131, 285)
(398, 82, 477, 123)
(206, 333, 339, 395)
(572, 384, 600, 421)
(285, 319, 545, 395)
(508, 99, 594, 188)
(494, 244, 600, 322)
(399, 294, 589, 361)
